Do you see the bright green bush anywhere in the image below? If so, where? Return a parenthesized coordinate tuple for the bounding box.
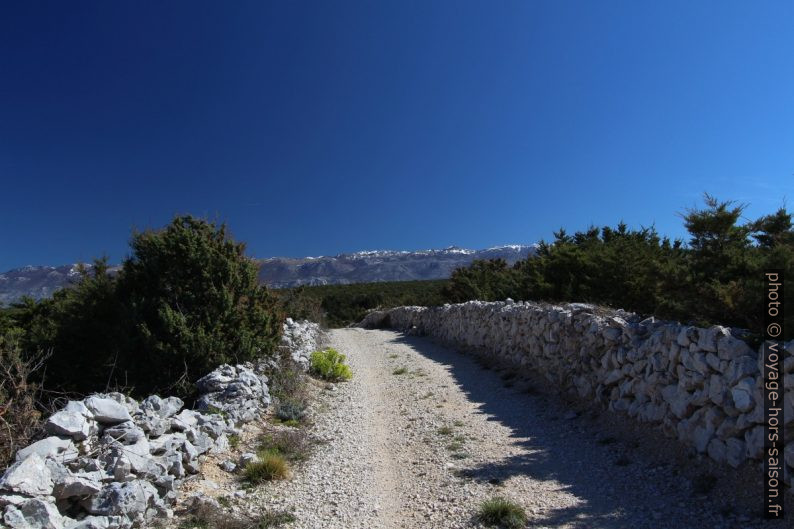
(309, 348, 352, 381)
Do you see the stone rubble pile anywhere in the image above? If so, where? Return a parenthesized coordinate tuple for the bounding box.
(279, 318, 323, 370)
(0, 318, 324, 529)
(359, 300, 794, 490)
(1, 368, 271, 529)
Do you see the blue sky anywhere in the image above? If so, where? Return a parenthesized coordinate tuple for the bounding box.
(1, 1, 792, 270)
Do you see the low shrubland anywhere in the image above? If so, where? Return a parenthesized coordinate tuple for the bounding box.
(0, 216, 284, 398)
(277, 279, 449, 327)
(444, 195, 793, 340)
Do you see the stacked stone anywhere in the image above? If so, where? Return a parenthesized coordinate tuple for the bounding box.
(279, 318, 323, 370)
(1, 363, 271, 529)
(359, 300, 794, 490)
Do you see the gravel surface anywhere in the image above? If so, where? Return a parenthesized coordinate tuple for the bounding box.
(231, 328, 791, 529)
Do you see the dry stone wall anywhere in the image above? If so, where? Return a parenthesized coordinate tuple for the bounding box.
(359, 301, 793, 489)
(0, 320, 322, 529)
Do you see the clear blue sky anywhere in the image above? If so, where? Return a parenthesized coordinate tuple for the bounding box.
(1, 1, 792, 271)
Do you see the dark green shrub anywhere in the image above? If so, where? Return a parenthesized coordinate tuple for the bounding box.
(443, 195, 793, 339)
(10, 216, 284, 397)
(118, 216, 283, 394)
(277, 279, 448, 327)
(309, 348, 352, 381)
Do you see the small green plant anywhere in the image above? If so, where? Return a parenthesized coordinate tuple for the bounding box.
(392, 367, 408, 375)
(438, 426, 453, 436)
(310, 348, 352, 381)
(205, 405, 229, 418)
(388, 353, 399, 359)
(447, 441, 464, 452)
(275, 398, 306, 423)
(477, 497, 527, 529)
(453, 420, 464, 427)
(228, 434, 240, 450)
(243, 453, 289, 483)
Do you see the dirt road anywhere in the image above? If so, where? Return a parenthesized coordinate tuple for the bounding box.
(252, 328, 787, 529)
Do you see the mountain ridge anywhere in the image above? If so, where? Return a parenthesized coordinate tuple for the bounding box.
(0, 244, 537, 304)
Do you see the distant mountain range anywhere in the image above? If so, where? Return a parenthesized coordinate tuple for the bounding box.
(0, 244, 537, 305)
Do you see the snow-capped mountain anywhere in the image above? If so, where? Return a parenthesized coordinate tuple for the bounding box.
(256, 245, 537, 288)
(0, 245, 537, 304)
(0, 264, 91, 306)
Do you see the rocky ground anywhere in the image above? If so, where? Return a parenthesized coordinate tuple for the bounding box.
(197, 328, 791, 529)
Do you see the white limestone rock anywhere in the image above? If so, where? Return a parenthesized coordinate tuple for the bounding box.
(84, 397, 132, 425)
(0, 453, 53, 497)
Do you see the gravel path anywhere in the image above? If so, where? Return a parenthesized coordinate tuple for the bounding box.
(248, 328, 790, 529)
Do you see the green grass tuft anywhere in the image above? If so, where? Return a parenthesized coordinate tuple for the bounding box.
(243, 453, 289, 483)
(477, 497, 527, 528)
(392, 367, 408, 375)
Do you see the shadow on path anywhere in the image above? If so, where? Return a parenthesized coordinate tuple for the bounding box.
(386, 332, 786, 529)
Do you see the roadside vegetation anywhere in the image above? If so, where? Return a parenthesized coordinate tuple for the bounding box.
(476, 497, 528, 528)
(278, 195, 792, 341)
(0, 216, 285, 466)
(177, 500, 295, 529)
(278, 279, 448, 327)
(444, 195, 793, 341)
(0, 334, 47, 466)
(309, 348, 352, 381)
(0, 216, 283, 398)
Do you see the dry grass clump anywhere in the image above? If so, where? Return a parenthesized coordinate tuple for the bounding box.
(180, 499, 295, 528)
(257, 428, 314, 463)
(243, 452, 290, 483)
(0, 339, 48, 468)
